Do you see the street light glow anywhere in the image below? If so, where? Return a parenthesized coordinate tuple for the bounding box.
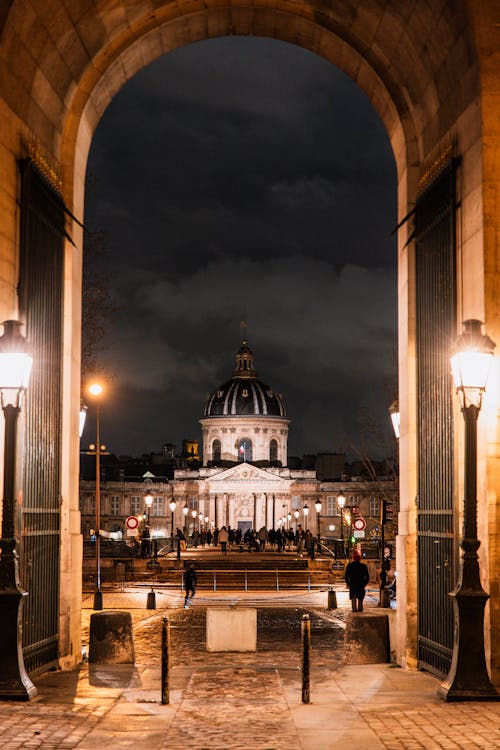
(88, 382, 103, 397)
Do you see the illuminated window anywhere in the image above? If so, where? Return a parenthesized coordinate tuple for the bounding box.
(153, 497, 164, 516)
(130, 496, 141, 515)
(370, 496, 381, 517)
(111, 496, 120, 516)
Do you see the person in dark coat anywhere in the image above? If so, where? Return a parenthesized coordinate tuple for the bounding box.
(183, 563, 197, 608)
(345, 551, 370, 612)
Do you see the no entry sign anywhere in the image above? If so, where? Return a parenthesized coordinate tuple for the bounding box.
(126, 515, 139, 530)
(353, 517, 366, 532)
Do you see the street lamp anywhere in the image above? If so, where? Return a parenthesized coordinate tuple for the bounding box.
(79, 402, 87, 438)
(144, 491, 153, 559)
(314, 498, 322, 559)
(169, 499, 177, 538)
(337, 491, 346, 556)
(87, 381, 105, 610)
(388, 399, 400, 439)
(294, 509, 299, 529)
(182, 503, 189, 534)
(439, 319, 498, 701)
(302, 503, 309, 531)
(0, 320, 37, 700)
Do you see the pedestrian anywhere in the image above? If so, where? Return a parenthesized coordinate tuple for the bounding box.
(218, 525, 229, 555)
(345, 550, 370, 612)
(304, 529, 314, 558)
(176, 527, 186, 551)
(296, 526, 305, 556)
(258, 526, 268, 551)
(183, 563, 197, 608)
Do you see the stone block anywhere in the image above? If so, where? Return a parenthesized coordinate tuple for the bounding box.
(206, 607, 257, 652)
(344, 612, 389, 664)
(89, 611, 135, 664)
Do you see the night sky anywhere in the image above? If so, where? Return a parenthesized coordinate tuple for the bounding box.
(83, 36, 397, 461)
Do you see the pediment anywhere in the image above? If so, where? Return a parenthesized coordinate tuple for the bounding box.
(209, 463, 286, 483)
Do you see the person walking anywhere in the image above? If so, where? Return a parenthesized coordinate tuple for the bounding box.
(345, 550, 370, 612)
(183, 563, 197, 608)
(218, 525, 229, 555)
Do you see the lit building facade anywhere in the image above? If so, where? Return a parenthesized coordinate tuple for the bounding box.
(80, 340, 398, 542)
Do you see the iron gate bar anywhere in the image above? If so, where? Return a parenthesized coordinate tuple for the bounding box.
(415, 158, 457, 678)
(18, 159, 64, 674)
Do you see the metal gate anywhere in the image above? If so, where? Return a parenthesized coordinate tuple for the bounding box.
(18, 159, 64, 673)
(415, 157, 457, 677)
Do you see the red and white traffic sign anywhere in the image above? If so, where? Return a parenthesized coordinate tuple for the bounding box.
(353, 517, 366, 531)
(126, 515, 139, 530)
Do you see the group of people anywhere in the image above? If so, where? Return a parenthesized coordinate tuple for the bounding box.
(174, 524, 319, 557)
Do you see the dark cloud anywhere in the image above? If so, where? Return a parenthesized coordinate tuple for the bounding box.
(84, 36, 397, 459)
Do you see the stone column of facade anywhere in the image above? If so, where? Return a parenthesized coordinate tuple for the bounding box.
(228, 494, 235, 529)
(216, 495, 224, 529)
(266, 493, 272, 529)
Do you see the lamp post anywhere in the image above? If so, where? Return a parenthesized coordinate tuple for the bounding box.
(294, 510, 299, 530)
(182, 503, 189, 535)
(337, 491, 346, 557)
(439, 319, 498, 701)
(303, 503, 309, 531)
(144, 491, 153, 560)
(169, 499, 177, 539)
(88, 382, 105, 610)
(313, 498, 322, 560)
(0, 320, 37, 700)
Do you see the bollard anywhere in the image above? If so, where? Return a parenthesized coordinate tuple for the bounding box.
(161, 616, 170, 704)
(380, 587, 391, 608)
(327, 587, 337, 610)
(301, 613, 311, 704)
(147, 588, 156, 610)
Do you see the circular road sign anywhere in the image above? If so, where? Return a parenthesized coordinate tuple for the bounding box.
(126, 515, 139, 530)
(353, 517, 366, 532)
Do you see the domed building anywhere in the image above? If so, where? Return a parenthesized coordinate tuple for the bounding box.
(201, 338, 289, 466)
(172, 337, 320, 535)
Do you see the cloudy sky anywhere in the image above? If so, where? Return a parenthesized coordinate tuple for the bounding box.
(84, 36, 397, 460)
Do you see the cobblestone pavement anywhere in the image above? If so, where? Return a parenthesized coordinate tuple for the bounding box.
(359, 702, 500, 750)
(0, 591, 499, 750)
(161, 668, 301, 750)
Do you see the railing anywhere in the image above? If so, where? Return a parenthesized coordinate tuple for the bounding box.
(84, 567, 346, 593)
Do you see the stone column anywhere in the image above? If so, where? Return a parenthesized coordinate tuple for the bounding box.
(266, 493, 272, 528)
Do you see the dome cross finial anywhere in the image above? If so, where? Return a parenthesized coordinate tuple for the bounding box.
(240, 320, 247, 344)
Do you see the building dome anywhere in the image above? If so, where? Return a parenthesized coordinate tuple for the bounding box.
(204, 340, 286, 418)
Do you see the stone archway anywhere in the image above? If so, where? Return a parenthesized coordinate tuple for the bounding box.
(0, 1, 498, 685)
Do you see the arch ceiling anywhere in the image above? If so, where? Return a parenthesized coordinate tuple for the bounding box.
(0, 1, 476, 206)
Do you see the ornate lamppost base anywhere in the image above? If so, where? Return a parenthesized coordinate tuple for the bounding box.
(438, 587, 499, 702)
(0, 590, 37, 700)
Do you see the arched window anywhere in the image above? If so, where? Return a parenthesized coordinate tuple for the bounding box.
(237, 438, 253, 462)
(212, 439, 221, 463)
(269, 439, 278, 462)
